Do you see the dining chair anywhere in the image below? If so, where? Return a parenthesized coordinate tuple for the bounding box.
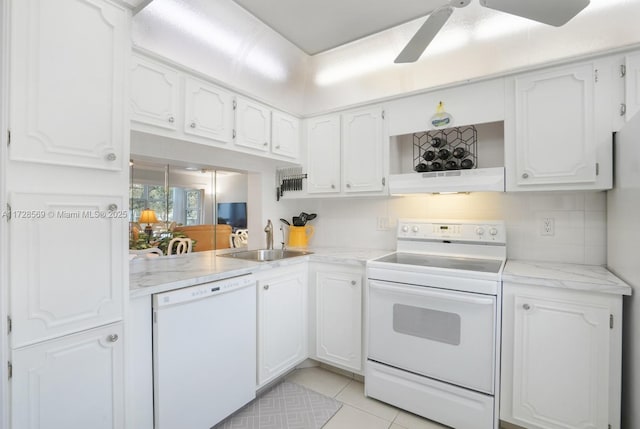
(230, 229, 249, 248)
(167, 237, 193, 255)
(129, 247, 164, 258)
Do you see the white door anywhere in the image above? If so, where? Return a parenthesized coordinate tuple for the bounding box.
(342, 107, 385, 193)
(510, 294, 610, 429)
(368, 280, 496, 393)
(235, 97, 272, 152)
(514, 63, 597, 186)
(11, 322, 124, 429)
(316, 271, 362, 371)
(306, 115, 341, 193)
(183, 77, 234, 143)
(257, 267, 307, 386)
(9, 0, 128, 171)
(272, 110, 300, 159)
(625, 52, 640, 121)
(130, 54, 180, 130)
(9, 192, 125, 348)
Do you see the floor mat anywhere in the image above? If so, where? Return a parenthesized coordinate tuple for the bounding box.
(212, 380, 342, 429)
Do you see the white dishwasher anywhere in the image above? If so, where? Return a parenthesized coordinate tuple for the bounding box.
(153, 274, 256, 429)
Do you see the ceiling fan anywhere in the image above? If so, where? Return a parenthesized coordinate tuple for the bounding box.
(395, 0, 590, 63)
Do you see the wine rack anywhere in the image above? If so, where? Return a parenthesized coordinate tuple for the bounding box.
(413, 125, 478, 173)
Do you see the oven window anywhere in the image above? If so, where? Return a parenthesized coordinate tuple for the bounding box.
(392, 304, 461, 346)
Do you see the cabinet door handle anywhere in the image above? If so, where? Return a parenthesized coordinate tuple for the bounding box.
(168, 116, 175, 123)
(275, 145, 281, 149)
(331, 184, 335, 189)
(263, 284, 269, 290)
(522, 303, 531, 310)
(346, 183, 351, 188)
(190, 122, 196, 128)
(106, 153, 117, 162)
(521, 173, 529, 179)
(107, 334, 119, 343)
(263, 142, 268, 147)
(108, 203, 118, 211)
(351, 280, 356, 286)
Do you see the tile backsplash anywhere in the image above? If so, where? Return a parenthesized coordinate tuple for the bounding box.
(284, 191, 607, 265)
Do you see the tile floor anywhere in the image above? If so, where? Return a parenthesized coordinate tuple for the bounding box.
(284, 366, 450, 429)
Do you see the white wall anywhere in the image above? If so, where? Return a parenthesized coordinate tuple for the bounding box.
(277, 191, 607, 265)
(607, 113, 640, 429)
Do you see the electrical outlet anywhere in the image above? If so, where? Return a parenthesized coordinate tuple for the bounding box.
(541, 217, 555, 236)
(377, 217, 390, 230)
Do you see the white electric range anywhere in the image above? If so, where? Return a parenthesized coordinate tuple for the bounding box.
(366, 219, 506, 429)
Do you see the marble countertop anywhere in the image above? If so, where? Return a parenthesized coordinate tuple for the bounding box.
(130, 247, 392, 297)
(504, 260, 632, 296)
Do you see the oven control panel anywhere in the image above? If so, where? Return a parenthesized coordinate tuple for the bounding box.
(397, 219, 506, 243)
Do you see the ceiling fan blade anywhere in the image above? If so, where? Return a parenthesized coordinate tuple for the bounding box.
(395, 7, 454, 64)
(479, 0, 590, 27)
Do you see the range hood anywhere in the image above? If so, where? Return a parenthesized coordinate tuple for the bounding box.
(388, 167, 505, 194)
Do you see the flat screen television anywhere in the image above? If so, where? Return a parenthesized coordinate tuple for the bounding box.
(217, 202, 247, 231)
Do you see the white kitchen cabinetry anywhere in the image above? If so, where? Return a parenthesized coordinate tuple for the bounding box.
(256, 264, 308, 387)
(9, 0, 128, 171)
(11, 322, 125, 429)
(272, 110, 301, 159)
(624, 51, 640, 121)
(184, 76, 235, 143)
(305, 106, 386, 196)
(501, 283, 623, 429)
(130, 54, 180, 131)
(342, 107, 385, 193)
(505, 61, 612, 191)
(234, 97, 272, 152)
(9, 192, 125, 347)
(306, 114, 341, 193)
(310, 263, 363, 373)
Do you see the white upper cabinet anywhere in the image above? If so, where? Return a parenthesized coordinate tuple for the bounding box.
(9, 0, 128, 171)
(184, 77, 234, 143)
(272, 110, 300, 159)
(506, 61, 612, 191)
(306, 114, 342, 194)
(625, 52, 640, 121)
(342, 107, 385, 193)
(12, 323, 124, 429)
(234, 97, 272, 152)
(9, 192, 125, 348)
(130, 54, 180, 130)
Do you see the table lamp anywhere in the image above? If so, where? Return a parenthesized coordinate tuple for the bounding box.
(139, 208, 158, 243)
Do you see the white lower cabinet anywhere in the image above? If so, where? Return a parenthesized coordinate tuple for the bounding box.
(256, 264, 308, 387)
(11, 322, 125, 429)
(501, 283, 622, 429)
(310, 263, 363, 372)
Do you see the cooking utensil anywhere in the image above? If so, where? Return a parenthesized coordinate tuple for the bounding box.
(279, 218, 290, 226)
(306, 213, 317, 221)
(292, 216, 305, 226)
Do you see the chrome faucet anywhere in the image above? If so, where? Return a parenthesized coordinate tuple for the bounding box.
(280, 225, 286, 250)
(264, 219, 274, 249)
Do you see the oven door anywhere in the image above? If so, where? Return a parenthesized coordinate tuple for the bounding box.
(368, 279, 496, 394)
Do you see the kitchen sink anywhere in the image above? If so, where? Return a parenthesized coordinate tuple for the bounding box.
(218, 249, 312, 262)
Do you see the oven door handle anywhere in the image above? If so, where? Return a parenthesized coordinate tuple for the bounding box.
(369, 280, 495, 306)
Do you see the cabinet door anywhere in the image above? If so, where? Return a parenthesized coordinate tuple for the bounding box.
(11, 323, 124, 429)
(316, 271, 362, 371)
(306, 115, 341, 193)
(625, 52, 640, 121)
(235, 97, 272, 152)
(130, 55, 180, 130)
(9, 192, 125, 348)
(509, 293, 610, 429)
(9, 0, 128, 171)
(514, 64, 597, 186)
(272, 110, 300, 159)
(342, 107, 385, 193)
(183, 77, 234, 143)
(257, 267, 307, 386)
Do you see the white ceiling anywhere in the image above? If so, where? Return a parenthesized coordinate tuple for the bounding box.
(230, 0, 445, 54)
